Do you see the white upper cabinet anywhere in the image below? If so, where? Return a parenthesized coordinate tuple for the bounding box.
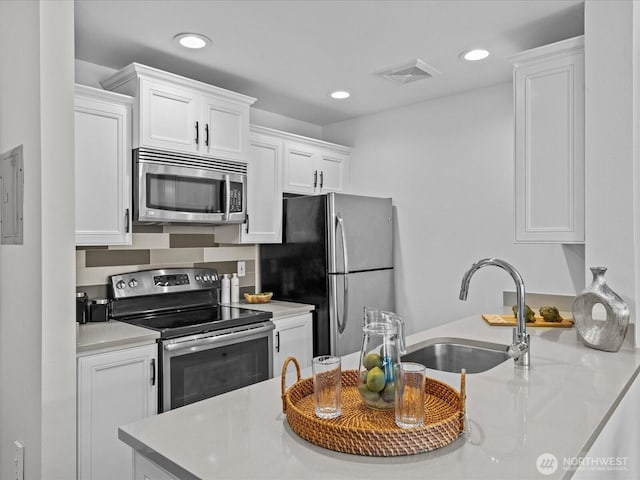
(283, 136, 350, 195)
(215, 126, 284, 244)
(140, 79, 200, 154)
(316, 148, 349, 193)
(201, 93, 248, 160)
(101, 63, 255, 162)
(74, 84, 132, 245)
(216, 126, 351, 244)
(510, 36, 584, 243)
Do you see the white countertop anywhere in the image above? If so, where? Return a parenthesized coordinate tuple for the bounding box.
(220, 299, 314, 320)
(76, 320, 160, 355)
(118, 315, 640, 480)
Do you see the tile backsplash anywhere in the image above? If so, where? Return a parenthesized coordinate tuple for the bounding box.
(76, 228, 257, 299)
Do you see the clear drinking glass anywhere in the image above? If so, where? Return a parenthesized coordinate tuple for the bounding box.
(312, 356, 342, 419)
(394, 362, 427, 428)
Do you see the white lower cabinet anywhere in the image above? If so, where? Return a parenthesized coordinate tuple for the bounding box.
(77, 343, 158, 480)
(133, 452, 179, 480)
(273, 313, 313, 388)
(573, 374, 639, 480)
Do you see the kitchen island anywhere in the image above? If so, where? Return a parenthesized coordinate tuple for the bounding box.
(118, 315, 640, 480)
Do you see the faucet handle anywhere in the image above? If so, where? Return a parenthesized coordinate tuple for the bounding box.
(507, 342, 528, 360)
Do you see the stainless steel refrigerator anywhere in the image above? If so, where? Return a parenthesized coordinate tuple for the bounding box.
(260, 192, 394, 357)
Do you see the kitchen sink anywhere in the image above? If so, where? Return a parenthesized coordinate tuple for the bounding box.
(401, 337, 510, 374)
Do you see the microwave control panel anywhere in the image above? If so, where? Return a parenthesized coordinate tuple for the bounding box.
(229, 182, 243, 213)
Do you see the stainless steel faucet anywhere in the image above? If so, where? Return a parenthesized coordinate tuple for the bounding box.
(459, 258, 530, 367)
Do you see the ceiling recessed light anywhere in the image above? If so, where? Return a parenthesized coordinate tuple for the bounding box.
(174, 33, 211, 49)
(330, 90, 351, 99)
(461, 49, 490, 61)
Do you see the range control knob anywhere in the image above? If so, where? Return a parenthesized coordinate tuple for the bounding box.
(128, 279, 138, 288)
(195, 275, 201, 282)
(115, 280, 126, 290)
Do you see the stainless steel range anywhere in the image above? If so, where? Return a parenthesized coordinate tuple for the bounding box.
(109, 267, 274, 412)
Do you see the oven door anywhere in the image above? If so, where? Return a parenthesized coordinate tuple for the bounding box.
(137, 158, 246, 224)
(160, 321, 274, 412)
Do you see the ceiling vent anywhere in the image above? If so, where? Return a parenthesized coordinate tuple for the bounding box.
(376, 59, 442, 85)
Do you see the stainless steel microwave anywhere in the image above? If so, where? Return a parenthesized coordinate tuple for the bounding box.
(134, 148, 247, 224)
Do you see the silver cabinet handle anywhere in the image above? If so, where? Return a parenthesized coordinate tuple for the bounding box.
(205, 123, 210, 146)
(195, 121, 199, 145)
(275, 331, 280, 352)
(150, 358, 156, 386)
(313, 170, 318, 189)
(335, 214, 349, 334)
(319, 171, 324, 189)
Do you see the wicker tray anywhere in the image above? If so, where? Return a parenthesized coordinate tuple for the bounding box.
(280, 357, 466, 456)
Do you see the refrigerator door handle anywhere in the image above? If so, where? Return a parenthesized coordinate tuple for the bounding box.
(336, 214, 349, 334)
(336, 214, 350, 274)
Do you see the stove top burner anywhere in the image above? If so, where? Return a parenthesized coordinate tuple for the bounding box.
(117, 305, 272, 339)
(108, 268, 272, 339)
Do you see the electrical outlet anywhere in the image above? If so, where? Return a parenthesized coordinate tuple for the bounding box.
(237, 261, 246, 277)
(14, 441, 24, 480)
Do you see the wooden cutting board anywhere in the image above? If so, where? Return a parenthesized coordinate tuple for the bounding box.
(482, 314, 574, 328)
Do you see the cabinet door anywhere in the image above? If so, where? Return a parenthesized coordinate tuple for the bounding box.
(214, 130, 283, 244)
(139, 79, 200, 154)
(78, 344, 158, 480)
(245, 132, 283, 242)
(134, 452, 180, 480)
(75, 92, 132, 245)
(274, 313, 313, 388)
(512, 37, 584, 243)
(317, 149, 349, 193)
(283, 142, 317, 194)
(573, 375, 639, 480)
(201, 95, 249, 161)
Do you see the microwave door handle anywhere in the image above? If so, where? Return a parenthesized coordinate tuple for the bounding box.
(223, 174, 231, 221)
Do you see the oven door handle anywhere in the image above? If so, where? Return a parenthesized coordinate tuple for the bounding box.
(163, 322, 275, 353)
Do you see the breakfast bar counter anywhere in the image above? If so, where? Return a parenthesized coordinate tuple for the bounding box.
(118, 315, 640, 480)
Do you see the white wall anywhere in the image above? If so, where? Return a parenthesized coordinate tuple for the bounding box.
(584, 0, 639, 348)
(324, 83, 585, 335)
(39, 2, 77, 478)
(0, 1, 76, 479)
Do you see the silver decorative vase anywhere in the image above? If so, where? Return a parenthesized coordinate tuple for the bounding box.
(572, 267, 630, 352)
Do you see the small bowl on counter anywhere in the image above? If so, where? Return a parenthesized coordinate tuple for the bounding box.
(244, 292, 273, 304)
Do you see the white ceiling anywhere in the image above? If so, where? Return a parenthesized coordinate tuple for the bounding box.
(74, 0, 584, 126)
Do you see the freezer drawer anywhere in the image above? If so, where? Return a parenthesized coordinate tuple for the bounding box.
(329, 268, 395, 357)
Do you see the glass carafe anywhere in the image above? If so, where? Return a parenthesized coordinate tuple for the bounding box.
(358, 307, 406, 410)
